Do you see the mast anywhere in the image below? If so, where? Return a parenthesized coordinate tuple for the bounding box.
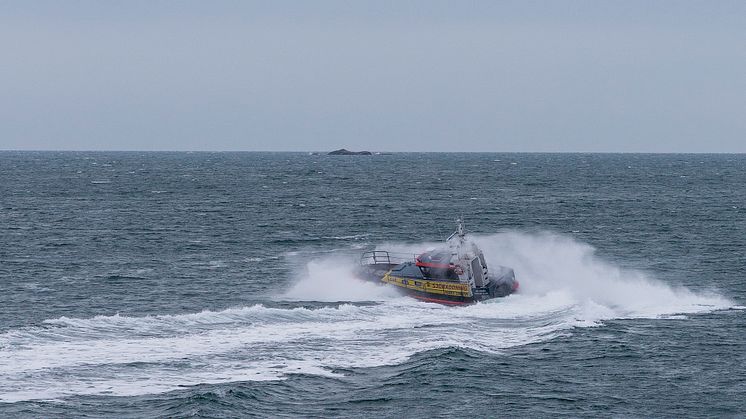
(449, 217, 467, 260)
(456, 217, 465, 241)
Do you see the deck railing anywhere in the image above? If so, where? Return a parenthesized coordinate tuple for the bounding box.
(360, 251, 417, 266)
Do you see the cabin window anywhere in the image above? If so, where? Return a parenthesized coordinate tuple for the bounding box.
(478, 252, 487, 270)
(471, 257, 485, 287)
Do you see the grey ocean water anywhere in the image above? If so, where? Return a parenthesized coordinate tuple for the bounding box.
(1, 152, 744, 417)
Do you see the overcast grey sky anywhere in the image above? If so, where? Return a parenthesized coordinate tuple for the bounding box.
(1, 1, 745, 152)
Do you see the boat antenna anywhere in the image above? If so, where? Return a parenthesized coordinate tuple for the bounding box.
(456, 216, 466, 242)
(446, 216, 467, 248)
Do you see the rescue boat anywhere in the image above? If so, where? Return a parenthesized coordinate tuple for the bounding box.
(357, 219, 518, 305)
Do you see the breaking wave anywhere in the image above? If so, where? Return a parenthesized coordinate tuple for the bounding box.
(0, 232, 735, 402)
(283, 256, 401, 302)
(474, 231, 731, 319)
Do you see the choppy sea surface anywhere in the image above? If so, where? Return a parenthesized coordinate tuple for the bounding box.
(0, 151, 744, 418)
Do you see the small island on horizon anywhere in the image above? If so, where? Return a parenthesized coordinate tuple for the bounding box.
(327, 148, 373, 155)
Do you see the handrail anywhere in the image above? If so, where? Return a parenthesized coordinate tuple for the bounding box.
(360, 250, 417, 266)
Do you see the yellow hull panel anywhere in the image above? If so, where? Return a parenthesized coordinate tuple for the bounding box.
(381, 273, 472, 298)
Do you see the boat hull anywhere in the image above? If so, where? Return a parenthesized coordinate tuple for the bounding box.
(356, 264, 518, 305)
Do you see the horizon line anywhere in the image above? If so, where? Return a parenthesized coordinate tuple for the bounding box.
(1, 149, 746, 155)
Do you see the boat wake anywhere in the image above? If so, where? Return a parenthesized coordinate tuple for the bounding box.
(474, 231, 731, 319)
(283, 256, 401, 302)
(0, 232, 735, 403)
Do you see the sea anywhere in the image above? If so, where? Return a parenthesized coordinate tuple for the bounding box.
(0, 151, 744, 418)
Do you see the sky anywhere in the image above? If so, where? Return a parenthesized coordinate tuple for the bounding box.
(1, 0, 745, 152)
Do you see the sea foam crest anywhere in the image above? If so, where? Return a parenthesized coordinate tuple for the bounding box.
(0, 232, 736, 403)
(473, 231, 732, 318)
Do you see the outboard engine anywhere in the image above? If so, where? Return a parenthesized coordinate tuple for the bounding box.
(488, 266, 517, 297)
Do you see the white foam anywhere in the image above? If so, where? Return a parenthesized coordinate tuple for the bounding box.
(283, 257, 400, 302)
(321, 234, 369, 240)
(0, 231, 736, 403)
(473, 231, 732, 318)
(0, 299, 578, 402)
